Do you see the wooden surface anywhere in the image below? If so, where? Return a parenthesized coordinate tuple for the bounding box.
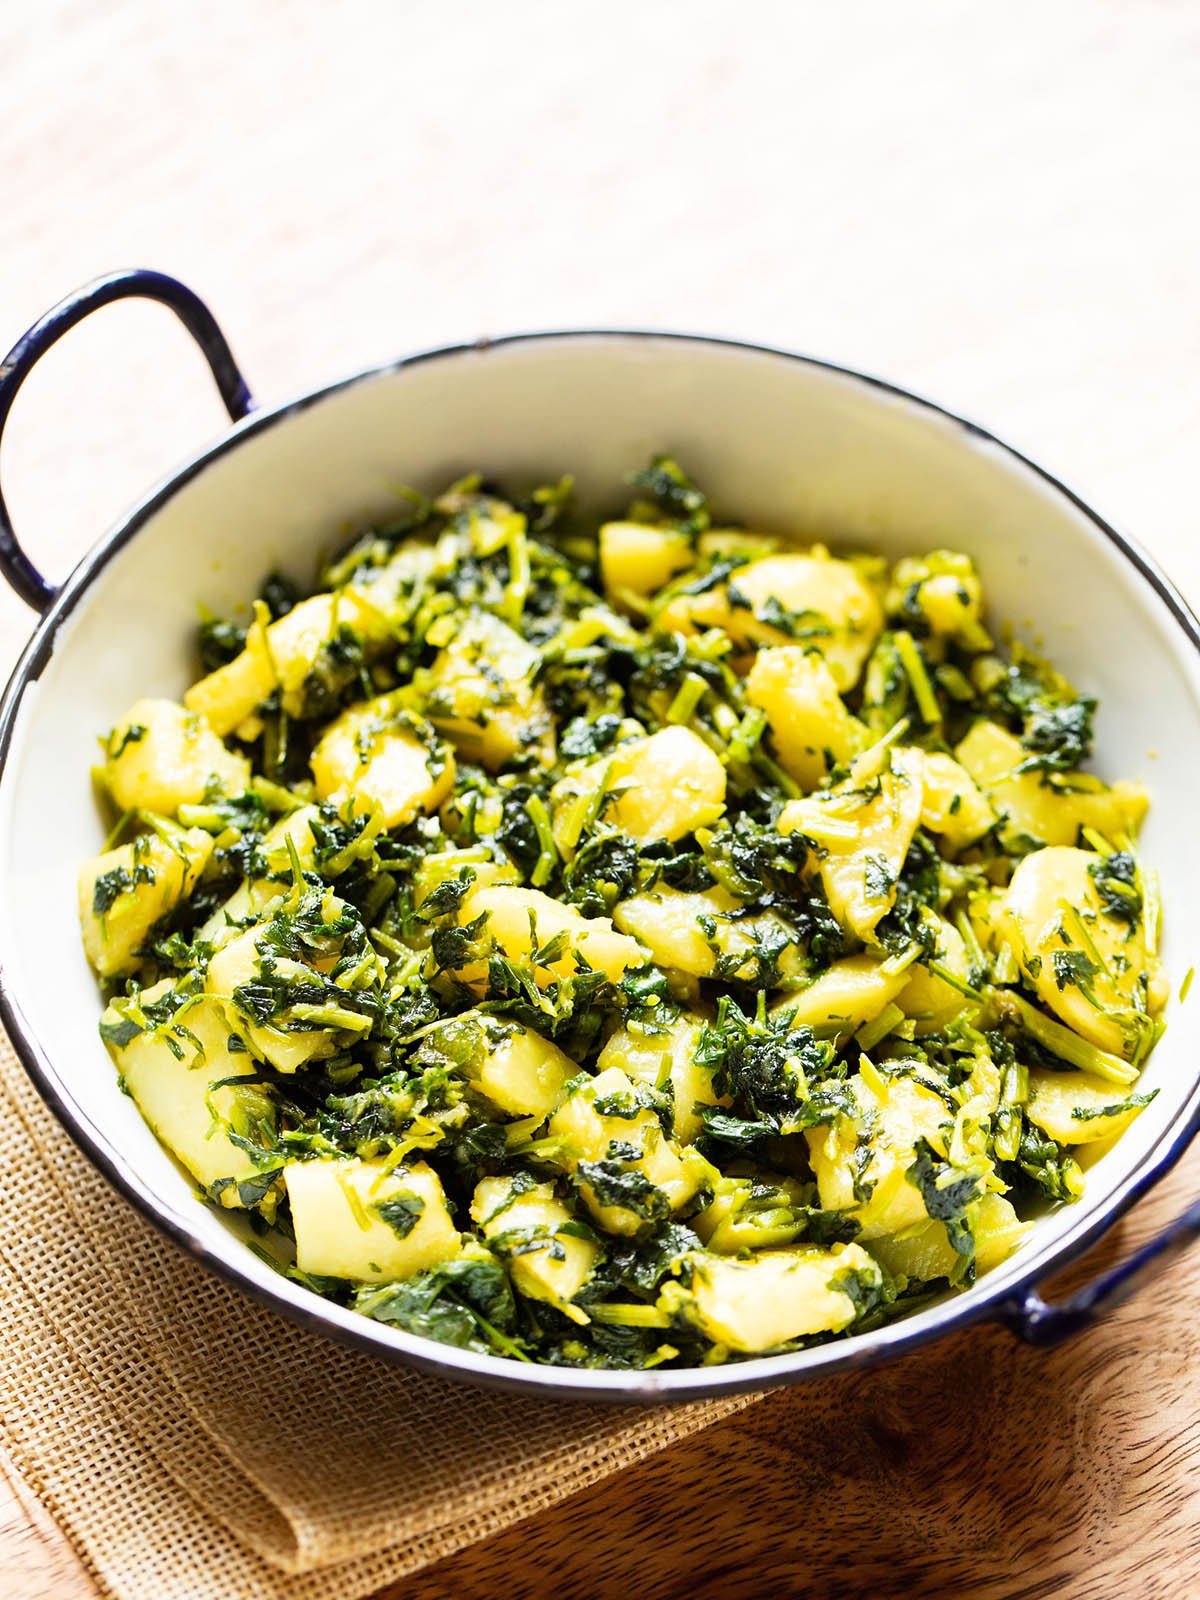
(4, 1147, 1199, 1600)
(2, 2, 1200, 1596)
(404, 1155, 1200, 1600)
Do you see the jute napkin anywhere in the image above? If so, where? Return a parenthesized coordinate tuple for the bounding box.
(0, 1032, 757, 1599)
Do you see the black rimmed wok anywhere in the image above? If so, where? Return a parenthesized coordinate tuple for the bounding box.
(1, 270, 1198, 1402)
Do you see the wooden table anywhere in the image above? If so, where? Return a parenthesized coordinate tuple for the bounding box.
(2, 3, 1199, 1595)
(6, 1144, 1199, 1600)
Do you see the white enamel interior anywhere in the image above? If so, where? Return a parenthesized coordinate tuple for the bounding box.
(1, 333, 1198, 1396)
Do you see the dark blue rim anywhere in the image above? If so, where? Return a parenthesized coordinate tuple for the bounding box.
(0, 269, 1198, 1402)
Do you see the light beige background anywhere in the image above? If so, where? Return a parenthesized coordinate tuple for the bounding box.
(1, 0, 1198, 675)
(1, 3, 1199, 1595)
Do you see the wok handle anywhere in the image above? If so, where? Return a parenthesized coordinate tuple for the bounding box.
(1000, 1193, 1200, 1346)
(0, 269, 254, 614)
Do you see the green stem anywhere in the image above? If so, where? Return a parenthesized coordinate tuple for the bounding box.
(1001, 991, 1137, 1085)
(588, 1302, 673, 1329)
(526, 794, 559, 888)
(667, 672, 710, 724)
(894, 632, 942, 725)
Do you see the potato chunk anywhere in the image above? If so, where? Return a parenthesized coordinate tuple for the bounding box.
(613, 885, 801, 986)
(614, 886, 739, 978)
(599, 521, 693, 598)
(185, 590, 392, 736)
(596, 1014, 725, 1143)
(887, 553, 989, 647)
(777, 955, 908, 1035)
(472, 1176, 597, 1311)
(284, 1158, 460, 1283)
(897, 920, 975, 1034)
(660, 553, 881, 690)
(745, 647, 864, 790)
(919, 751, 996, 853)
(451, 886, 642, 992)
(998, 846, 1162, 1058)
(869, 1192, 1029, 1282)
(101, 980, 275, 1210)
(207, 930, 339, 1074)
(1026, 1066, 1153, 1145)
(426, 612, 554, 771)
(806, 1070, 951, 1239)
(778, 746, 924, 941)
(667, 1243, 880, 1352)
(547, 1066, 706, 1236)
(79, 827, 214, 977)
(606, 727, 726, 844)
(956, 722, 1147, 849)
(311, 697, 454, 828)
(105, 698, 249, 815)
(206, 891, 382, 1073)
(731, 554, 883, 688)
(469, 1024, 579, 1119)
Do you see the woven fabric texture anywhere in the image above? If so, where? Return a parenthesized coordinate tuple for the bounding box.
(0, 1032, 755, 1600)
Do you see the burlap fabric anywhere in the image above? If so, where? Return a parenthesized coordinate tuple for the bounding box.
(0, 1032, 756, 1598)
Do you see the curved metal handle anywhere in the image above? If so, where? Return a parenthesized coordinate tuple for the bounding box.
(0, 268, 254, 613)
(1002, 1193, 1200, 1346)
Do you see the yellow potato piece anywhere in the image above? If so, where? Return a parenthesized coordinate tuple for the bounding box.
(897, 920, 974, 1033)
(1026, 1066, 1152, 1145)
(284, 1158, 460, 1283)
(206, 891, 379, 1073)
(105, 698, 249, 815)
(599, 521, 693, 598)
(613, 885, 739, 978)
(472, 1176, 597, 1310)
(426, 612, 554, 771)
(869, 1192, 1030, 1282)
(207, 930, 339, 1074)
(453, 886, 642, 992)
(186, 590, 392, 736)
(888, 554, 988, 645)
(101, 980, 274, 1209)
(613, 886, 800, 986)
(1075, 781, 1150, 841)
(777, 955, 908, 1035)
(547, 1066, 705, 1235)
(596, 1013, 724, 1144)
(470, 1024, 579, 1119)
(732, 554, 882, 688)
(311, 696, 455, 829)
(998, 846, 1161, 1058)
(607, 727, 726, 844)
(919, 751, 996, 853)
(919, 573, 984, 637)
(79, 827, 214, 977)
(657, 552, 882, 690)
(778, 746, 924, 941)
(964, 886, 1006, 958)
(956, 722, 1147, 849)
(745, 647, 864, 790)
(806, 1070, 951, 1239)
(673, 1243, 878, 1352)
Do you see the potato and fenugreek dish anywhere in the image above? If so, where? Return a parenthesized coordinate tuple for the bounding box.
(77, 459, 1167, 1367)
